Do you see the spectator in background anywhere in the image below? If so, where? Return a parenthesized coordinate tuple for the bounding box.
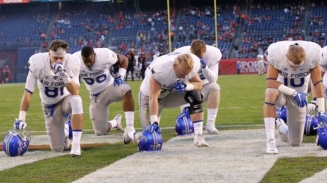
(236, 61, 241, 75)
(125, 49, 136, 81)
(138, 52, 147, 80)
(3, 65, 10, 83)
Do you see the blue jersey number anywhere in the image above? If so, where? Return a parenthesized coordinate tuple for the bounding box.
(83, 74, 107, 85)
(284, 78, 305, 87)
(45, 87, 64, 98)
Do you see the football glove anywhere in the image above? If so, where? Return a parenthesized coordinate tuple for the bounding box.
(172, 81, 186, 93)
(144, 122, 161, 134)
(292, 91, 308, 108)
(113, 76, 126, 87)
(56, 71, 72, 84)
(199, 57, 206, 69)
(307, 98, 318, 115)
(51, 62, 64, 74)
(14, 119, 27, 130)
(318, 111, 327, 124)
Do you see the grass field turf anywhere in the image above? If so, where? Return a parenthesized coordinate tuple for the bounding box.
(0, 74, 326, 182)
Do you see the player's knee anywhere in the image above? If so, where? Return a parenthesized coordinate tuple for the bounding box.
(265, 88, 278, 102)
(70, 95, 83, 114)
(184, 91, 203, 114)
(95, 130, 106, 136)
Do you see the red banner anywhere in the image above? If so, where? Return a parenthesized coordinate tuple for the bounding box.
(219, 58, 269, 75)
(0, 0, 29, 3)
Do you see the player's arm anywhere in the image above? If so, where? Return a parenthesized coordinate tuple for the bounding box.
(188, 73, 202, 90)
(149, 76, 161, 122)
(310, 65, 325, 112)
(65, 80, 79, 95)
(202, 63, 218, 82)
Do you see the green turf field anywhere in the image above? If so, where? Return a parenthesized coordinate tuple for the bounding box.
(0, 74, 326, 183)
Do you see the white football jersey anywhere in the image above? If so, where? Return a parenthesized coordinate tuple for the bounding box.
(74, 48, 118, 95)
(174, 45, 221, 84)
(140, 52, 201, 98)
(320, 46, 327, 72)
(266, 41, 322, 93)
(26, 52, 80, 105)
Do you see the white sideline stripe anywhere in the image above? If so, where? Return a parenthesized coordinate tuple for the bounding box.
(73, 129, 327, 183)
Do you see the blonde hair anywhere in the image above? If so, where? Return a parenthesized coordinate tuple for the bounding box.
(175, 54, 194, 72)
(190, 39, 206, 57)
(286, 44, 306, 65)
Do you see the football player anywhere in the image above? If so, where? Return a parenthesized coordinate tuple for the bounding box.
(174, 40, 222, 135)
(264, 40, 327, 154)
(257, 54, 265, 75)
(124, 52, 209, 149)
(73, 46, 135, 136)
(16, 40, 84, 156)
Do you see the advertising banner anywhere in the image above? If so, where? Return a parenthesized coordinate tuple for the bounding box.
(0, 0, 29, 3)
(219, 58, 268, 75)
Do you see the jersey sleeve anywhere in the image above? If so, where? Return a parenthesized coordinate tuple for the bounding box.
(107, 49, 118, 65)
(266, 42, 282, 68)
(24, 71, 37, 94)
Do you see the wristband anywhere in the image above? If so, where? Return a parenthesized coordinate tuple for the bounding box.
(62, 76, 72, 84)
(19, 111, 27, 121)
(118, 68, 126, 78)
(277, 84, 296, 96)
(317, 97, 325, 113)
(150, 115, 158, 124)
(185, 83, 194, 91)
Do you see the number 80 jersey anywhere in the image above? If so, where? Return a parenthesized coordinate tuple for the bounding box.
(266, 41, 322, 93)
(74, 48, 118, 95)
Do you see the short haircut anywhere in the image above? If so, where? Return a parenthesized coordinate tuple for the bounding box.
(49, 40, 68, 52)
(286, 44, 306, 65)
(190, 39, 206, 57)
(175, 54, 194, 72)
(81, 46, 95, 57)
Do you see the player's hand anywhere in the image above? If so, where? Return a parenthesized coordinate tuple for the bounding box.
(318, 111, 327, 124)
(144, 122, 161, 134)
(56, 71, 72, 84)
(113, 76, 126, 87)
(199, 57, 206, 69)
(51, 62, 64, 74)
(14, 119, 27, 130)
(172, 81, 186, 93)
(307, 98, 318, 115)
(292, 91, 308, 108)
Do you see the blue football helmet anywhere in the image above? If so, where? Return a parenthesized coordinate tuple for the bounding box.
(175, 107, 194, 136)
(64, 114, 73, 139)
(304, 115, 318, 136)
(276, 106, 287, 123)
(316, 122, 327, 150)
(3, 129, 31, 157)
(138, 130, 163, 151)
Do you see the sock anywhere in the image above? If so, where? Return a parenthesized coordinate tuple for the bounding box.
(128, 131, 136, 140)
(264, 118, 275, 140)
(193, 120, 203, 135)
(125, 111, 134, 126)
(72, 130, 82, 144)
(206, 108, 218, 128)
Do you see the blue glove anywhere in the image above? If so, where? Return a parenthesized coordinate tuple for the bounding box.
(114, 76, 126, 87)
(199, 58, 206, 69)
(292, 91, 308, 108)
(144, 123, 161, 134)
(14, 119, 27, 130)
(318, 111, 327, 124)
(172, 81, 186, 93)
(51, 62, 64, 74)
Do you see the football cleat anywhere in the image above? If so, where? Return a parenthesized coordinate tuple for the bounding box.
(70, 142, 81, 157)
(64, 136, 71, 149)
(194, 134, 209, 147)
(123, 126, 135, 144)
(206, 127, 219, 135)
(112, 114, 122, 131)
(276, 118, 289, 142)
(266, 138, 278, 154)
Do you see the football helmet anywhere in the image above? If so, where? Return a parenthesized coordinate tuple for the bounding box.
(175, 107, 194, 136)
(304, 115, 318, 136)
(2, 129, 31, 157)
(138, 130, 162, 152)
(276, 106, 287, 123)
(64, 114, 73, 139)
(316, 122, 327, 150)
